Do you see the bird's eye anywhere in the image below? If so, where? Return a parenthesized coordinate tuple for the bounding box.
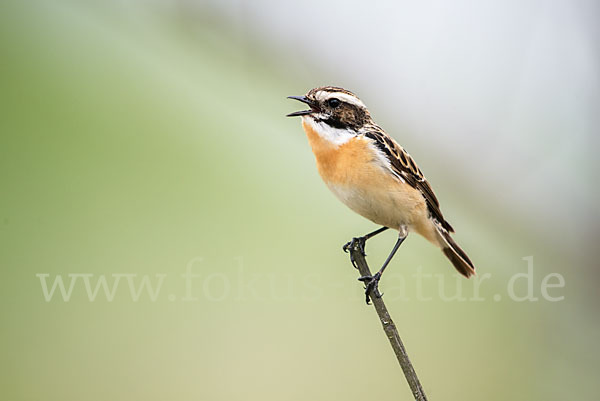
(327, 98, 341, 108)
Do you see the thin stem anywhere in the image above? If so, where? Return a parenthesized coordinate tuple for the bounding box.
(349, 243, 428, 401)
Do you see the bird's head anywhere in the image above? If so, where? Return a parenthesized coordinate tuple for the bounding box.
(287, 86, 371, 131)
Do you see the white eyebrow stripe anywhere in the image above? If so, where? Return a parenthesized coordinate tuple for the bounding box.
(315, 91, 366, 109)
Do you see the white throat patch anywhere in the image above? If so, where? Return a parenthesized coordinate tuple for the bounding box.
(301, 116, 355, 146)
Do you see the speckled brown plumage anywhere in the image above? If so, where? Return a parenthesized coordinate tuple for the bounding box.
(288, 86, 475, 278)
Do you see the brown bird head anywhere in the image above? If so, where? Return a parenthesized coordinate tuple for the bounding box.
(287, 86, 372, 131)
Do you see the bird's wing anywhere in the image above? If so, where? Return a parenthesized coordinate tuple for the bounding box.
(363, 128, 454, 233)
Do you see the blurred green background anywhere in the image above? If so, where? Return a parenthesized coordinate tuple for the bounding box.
(1, 1, 598, 400)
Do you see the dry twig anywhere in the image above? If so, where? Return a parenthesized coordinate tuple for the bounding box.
(347, 242, 428, 401)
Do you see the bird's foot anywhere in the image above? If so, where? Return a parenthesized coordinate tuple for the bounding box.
(342, 236, 367, 268)
(358, 272, 382, 305)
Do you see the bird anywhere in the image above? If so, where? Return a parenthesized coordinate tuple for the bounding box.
(287, 86, 475, 303)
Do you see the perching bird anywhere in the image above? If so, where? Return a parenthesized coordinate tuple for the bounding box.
(287, 86, 475, 303)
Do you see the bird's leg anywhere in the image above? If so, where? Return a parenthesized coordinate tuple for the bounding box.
(343, 226, 389, 268)
(358, 226, 408, 304)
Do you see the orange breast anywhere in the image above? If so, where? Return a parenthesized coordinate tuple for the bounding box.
(302, 120, 380, 187)
(301, 119, 435, 240)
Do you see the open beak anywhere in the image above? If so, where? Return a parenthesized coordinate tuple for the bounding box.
(286, 95, 318, 117)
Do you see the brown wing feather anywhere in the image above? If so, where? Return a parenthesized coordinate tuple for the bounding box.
(364, 128, 454, 233)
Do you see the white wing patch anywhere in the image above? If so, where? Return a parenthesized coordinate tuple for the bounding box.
(366, 139, 406, 183)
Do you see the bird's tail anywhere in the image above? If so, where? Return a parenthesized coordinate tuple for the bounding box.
(435, 223, 475, 278)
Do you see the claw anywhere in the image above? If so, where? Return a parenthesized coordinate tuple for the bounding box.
(342, 241, 351, 253)
(358, 272, 382, 305)
(342, 237, 367, 269)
